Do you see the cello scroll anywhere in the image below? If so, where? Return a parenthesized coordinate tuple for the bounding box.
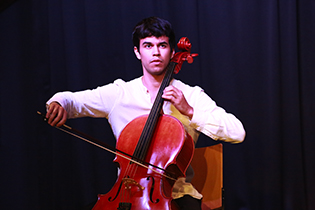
(172, 37, 198, 74)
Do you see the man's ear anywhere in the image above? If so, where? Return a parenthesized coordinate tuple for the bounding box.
(134, 46, 141, 60)
(171, 49, 175, 59)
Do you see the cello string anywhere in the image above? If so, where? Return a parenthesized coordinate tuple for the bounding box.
(120, 63, 176, 196)
(133, 62, 175, 161)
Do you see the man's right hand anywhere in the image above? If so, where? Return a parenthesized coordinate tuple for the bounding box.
(45, 102, 68, 127)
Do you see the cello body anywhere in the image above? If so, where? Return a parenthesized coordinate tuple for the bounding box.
(92, 114, 194, 210)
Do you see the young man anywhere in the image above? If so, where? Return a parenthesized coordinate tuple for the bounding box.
(46, 17, 245, 210)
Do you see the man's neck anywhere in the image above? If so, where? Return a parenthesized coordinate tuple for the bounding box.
(142, 73, 165, 102)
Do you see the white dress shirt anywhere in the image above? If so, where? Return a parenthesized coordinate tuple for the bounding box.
(47, 77, 245, 199)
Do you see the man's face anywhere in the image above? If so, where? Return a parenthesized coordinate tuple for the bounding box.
(134, 36, 174, 76)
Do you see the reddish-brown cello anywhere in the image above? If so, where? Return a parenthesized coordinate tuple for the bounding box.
(92, 37, 198, 210)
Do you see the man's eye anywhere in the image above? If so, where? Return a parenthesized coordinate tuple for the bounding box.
(144, 45, 151, 48)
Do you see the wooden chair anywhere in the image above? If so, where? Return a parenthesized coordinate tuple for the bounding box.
(190, 144, 223, 210)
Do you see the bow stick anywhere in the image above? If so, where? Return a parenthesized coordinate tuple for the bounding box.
(37, 111, 177, 181)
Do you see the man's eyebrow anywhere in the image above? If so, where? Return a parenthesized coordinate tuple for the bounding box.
(142, 41, 152, 46)
(158, 41, 169, 45)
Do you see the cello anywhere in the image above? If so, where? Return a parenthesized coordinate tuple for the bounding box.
(92, 37, 198, 210)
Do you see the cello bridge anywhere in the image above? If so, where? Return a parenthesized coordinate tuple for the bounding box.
(122, 178, 145, 190)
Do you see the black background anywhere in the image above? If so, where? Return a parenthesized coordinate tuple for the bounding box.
(0, 0, 314, 209)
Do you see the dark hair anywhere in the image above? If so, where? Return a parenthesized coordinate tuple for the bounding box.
(132, 17, 176, 50)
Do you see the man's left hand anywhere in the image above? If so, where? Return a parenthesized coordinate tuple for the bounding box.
(162, 85, 194, 119)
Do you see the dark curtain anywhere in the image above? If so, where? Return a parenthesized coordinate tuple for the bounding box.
(0, 0, 314, 209)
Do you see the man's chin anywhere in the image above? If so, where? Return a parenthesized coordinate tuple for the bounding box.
(148, 68, 167, 76)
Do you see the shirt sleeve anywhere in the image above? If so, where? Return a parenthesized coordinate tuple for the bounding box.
(188, 87, 245, 143)
(46, 80, 123, 119)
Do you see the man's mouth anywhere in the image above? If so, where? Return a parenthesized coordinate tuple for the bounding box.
(150, 58, 163, 64)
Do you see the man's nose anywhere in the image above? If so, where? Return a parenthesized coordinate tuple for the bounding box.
(152, 46, 160, 55)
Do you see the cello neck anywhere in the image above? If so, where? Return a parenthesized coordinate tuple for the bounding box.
(133, 61, 177, 161)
